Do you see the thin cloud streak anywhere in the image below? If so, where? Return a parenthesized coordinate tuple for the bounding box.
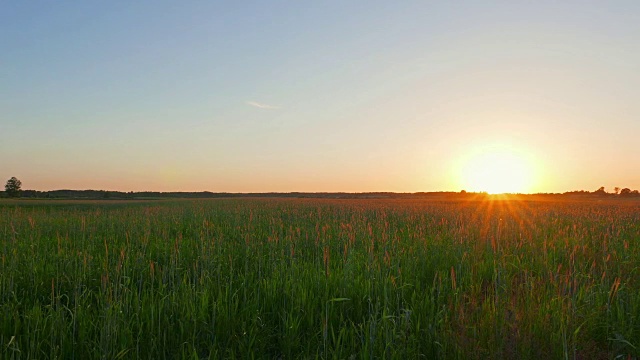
(246, 101, 281, 110)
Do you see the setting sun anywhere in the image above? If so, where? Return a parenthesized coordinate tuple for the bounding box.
(459, 146, 536, 194)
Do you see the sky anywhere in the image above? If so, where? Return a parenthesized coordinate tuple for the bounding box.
(2, 1, 639, 193)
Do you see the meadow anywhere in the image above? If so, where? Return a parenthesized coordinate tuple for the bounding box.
(1, 197, 639, 359)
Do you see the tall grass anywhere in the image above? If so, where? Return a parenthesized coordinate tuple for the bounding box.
(1, 198, 639, 359)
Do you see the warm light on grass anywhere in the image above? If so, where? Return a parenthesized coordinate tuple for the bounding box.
(1, 198, 638, 358)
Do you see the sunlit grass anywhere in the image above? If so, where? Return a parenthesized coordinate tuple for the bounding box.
(0, 197, 639, 359)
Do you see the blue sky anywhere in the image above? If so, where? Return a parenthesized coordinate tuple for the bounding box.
(2, 1, 639, 192)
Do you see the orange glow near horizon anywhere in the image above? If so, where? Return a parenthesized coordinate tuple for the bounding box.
(458, 145, 539, 194)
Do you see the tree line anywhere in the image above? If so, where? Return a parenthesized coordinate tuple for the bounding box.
(3, 177, 640, 199)
(563, 186, 640, 197)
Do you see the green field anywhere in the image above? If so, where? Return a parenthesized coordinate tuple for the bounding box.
(1, 198, 639, 359)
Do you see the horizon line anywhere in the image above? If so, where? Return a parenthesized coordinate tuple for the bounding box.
(5, 188, 638, 196)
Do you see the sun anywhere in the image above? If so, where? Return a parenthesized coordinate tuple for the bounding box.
(459, 145, 536, 194)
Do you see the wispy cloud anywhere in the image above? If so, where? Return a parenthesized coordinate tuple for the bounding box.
(246, 101, 281, 110)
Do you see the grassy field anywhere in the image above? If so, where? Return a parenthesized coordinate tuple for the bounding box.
(1, 198, 639, 359)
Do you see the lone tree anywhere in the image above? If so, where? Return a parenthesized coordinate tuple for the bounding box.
(4, 177, 22, 198)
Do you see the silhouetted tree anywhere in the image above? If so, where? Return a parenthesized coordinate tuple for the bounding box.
(619, 188, 632, 196)
(614, 187, 620, 194)
(593, 186, 606, 195)
(4, 177, 22, 198)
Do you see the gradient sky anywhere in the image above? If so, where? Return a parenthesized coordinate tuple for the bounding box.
(2, 1, 639, 193)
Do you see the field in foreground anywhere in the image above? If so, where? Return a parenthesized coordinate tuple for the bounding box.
(1, 198, 639, 359)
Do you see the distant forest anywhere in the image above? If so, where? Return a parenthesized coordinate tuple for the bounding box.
(2, 187, 639, 200)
